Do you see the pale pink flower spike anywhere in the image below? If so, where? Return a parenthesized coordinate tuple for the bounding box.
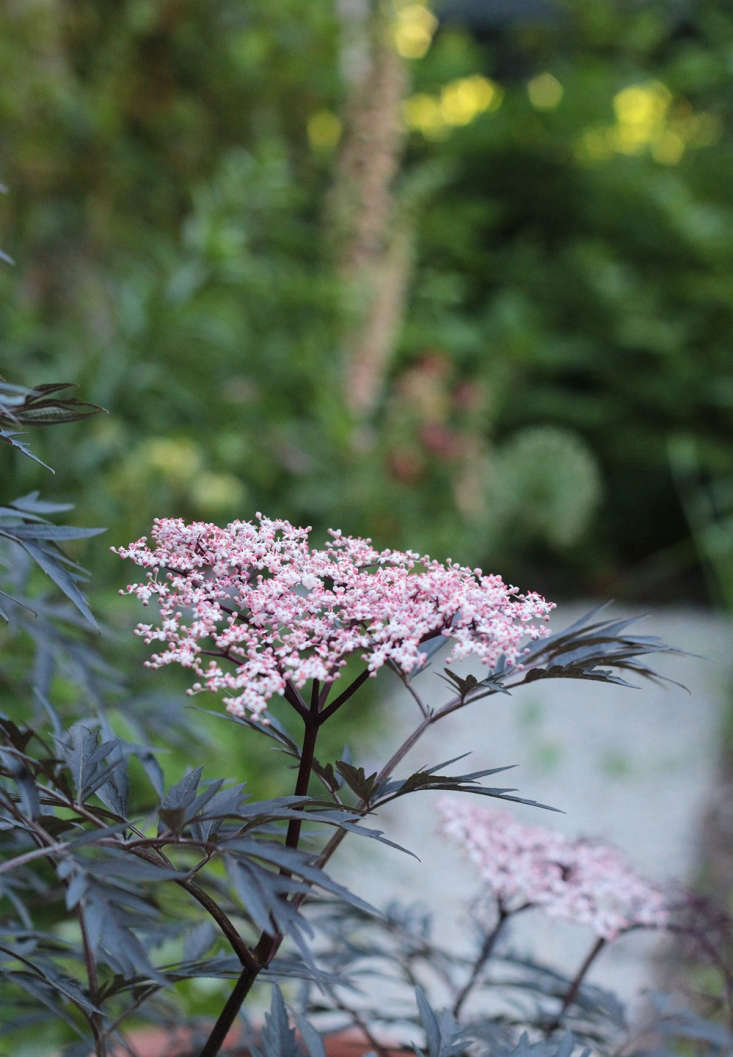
(437, 798, 670, 940)
(113, 514, 554, 722)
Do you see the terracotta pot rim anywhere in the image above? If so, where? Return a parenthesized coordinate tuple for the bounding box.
(55, 1025, 411, 1057)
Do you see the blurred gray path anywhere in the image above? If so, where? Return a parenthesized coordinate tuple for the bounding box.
(332, 605, 732, 1012)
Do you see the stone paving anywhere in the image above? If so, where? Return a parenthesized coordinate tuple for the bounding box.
(333, 604, 733, 1014)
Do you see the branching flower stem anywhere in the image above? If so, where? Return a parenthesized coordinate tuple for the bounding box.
(387, 660, 429, 717)
(1, 672, 471, 1057)
(307, 688, 463, 878)
(196, 671, 526, 1055)
(198, 677, 323, 1057)
(283, 687, 321, 855)
(452, 903, 510, 1018)
(319, 666, 372, 722)
(547, 936, 606, 1032)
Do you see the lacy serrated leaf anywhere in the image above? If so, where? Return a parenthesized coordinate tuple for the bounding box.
(310, 757, 341, 795)
(374, 759, 559, 814)
(225, 837, 380, 917)
(0, 430, 53, 471)
(58, 722, 110, 801)
(516, 609, 686, 693)
(10, 492, 74, 515)
(414, 986, 470, 1057)
(15, 540, 97, 628)
(5, 523, 105, 543)
(9, 974, 87, 1035)
(84, 889, 166, 985)
(257, 985, 302, 1057)
(335, 760, 379, 802)
(294, 1010, 328, 1057)
(438, 668, 479, 699)
(226, 855, 311, 941)
(182, 920, 218, 964)
(0, 382, 105, 430)
(193, 706, 300, 754)
(160, 766, 204, 813)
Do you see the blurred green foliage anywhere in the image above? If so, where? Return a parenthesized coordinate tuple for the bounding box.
(1, 6, 732, 1047)
(0, 0, 731, 605)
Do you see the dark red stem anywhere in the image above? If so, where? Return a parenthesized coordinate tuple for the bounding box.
(198, 699, 321, 1057)
(547, 936, 606, 1032)
(452, 905, 509, 1018)
(319, 667, 371, 722)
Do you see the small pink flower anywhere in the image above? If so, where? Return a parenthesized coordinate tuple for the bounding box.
(113, 514, 554, 721)
(437, 798, 669, 940)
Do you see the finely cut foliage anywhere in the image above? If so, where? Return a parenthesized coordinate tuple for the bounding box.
(2, 443, 729, 1057)
(114, 514, 554, 720)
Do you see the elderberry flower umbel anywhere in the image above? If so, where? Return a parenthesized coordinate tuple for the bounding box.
(437, 798, 669, 940)
(113, 514, 554, 721)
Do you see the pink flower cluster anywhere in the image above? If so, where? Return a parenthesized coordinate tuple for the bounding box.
(113, 514, 554, 721)
(437, 798, 669, 940)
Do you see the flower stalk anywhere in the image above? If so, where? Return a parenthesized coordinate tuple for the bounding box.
(452, 904, 509, 1018)
(199, 675, 323, 1056)
(105, 515, 684, 1057)
(547, 936, 606, 1032)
